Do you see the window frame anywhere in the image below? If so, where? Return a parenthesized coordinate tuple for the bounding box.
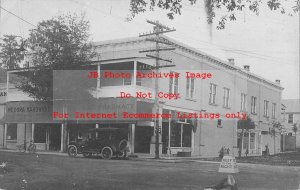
(288, 114, 293, 124)
(169, 71, 179, 94)
(241, 93, 247, 111)
(186, 77, 195, 99)
(209, 83, 217, 105)
(264, 100, 269, 117)
(251, 96, 257, 114)
(271, 103, 276, 119)
(223, 87, 230, 108)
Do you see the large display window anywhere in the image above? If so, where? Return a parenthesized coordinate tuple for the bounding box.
(6, 123, 17, 140)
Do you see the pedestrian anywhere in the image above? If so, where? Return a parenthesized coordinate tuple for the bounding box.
(245, 148, 249, 157)
(219, 146, 224, 158)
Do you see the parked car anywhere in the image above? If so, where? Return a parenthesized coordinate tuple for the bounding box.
(67, 127, 129, 159)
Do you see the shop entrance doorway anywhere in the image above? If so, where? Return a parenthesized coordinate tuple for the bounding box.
(134, 126, 152, 153)
(48, 125, 61, 151)
(34, 124, 61, 151)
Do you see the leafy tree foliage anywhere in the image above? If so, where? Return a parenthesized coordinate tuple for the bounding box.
(292, 123, 298, 144)
(0, 13, 97, 101)
(128, 0, 300, 29)
(270, 121, 283, 153)
(0, 68, 6, 83)
(0, 35, 25, 70)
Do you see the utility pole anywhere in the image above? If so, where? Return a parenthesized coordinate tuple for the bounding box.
(139, 20, 176, 159)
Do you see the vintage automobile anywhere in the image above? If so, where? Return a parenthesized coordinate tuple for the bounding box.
(67, 127, 129, 159)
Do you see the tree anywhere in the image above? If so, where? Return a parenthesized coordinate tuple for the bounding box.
(0, 68, 6, 83)
(0, 35, 25, 70)
(292, 123, 298, 147)
(128, 0, 300, 29)
(237, 114, 255, 158)
(1, 13, 98, 101)
(270, 121, 283, 154)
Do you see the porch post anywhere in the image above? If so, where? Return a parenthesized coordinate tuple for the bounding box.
(133, 61, 137, 86)
(241, 131, 244, 154)
(97, 63, 101, 88)
(3, 123, 7, 148)
(95, 124, 99, 138)
(248, 132, 251, 152)
(31, 123, 35, 142)
(130, 124, 135, 154)
(168, 110, 171, 155)
(60, 123, 64, 152)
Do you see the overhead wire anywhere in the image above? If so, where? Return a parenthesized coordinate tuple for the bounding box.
(0, 5, 36, 27)
(0, 2, 297, 67)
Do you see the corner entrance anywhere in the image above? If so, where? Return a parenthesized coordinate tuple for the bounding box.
(134, 126, 153, 153)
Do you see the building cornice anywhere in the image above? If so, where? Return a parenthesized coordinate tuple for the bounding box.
(94, 36, 284, 91)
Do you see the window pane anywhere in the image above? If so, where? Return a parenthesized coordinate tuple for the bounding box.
(288, 114, 293, 123)
(250, 133, 255, 149)
(7, 124, 17, 140)
(34, 124, 47, 143)
(186, 78, 190, 97)
(182, 125, 192, 147)
(170, 123, 181, 147)
(169, 74, 173, 93)
(243, 133, 249, 149)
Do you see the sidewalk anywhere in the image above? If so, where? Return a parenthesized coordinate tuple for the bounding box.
(0, 148, 68, 157)
(1, 148, 299, 168)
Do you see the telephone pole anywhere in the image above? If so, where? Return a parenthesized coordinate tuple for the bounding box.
(139, 20, 176, 159)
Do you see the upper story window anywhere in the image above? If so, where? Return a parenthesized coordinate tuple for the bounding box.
(288, 114, 293, 124)
(169, 72, 179, 94)
(223, 88, 230, 108)
(271, 103, 276, 119)
(209, 83, 217, 105)
(186, 78, 195, 99)
(136, 77, 142, 86)
(241, 93, 247, 111)
(251, 96, 257, 114)
(123, 77, 131, 86)
(264, 100, 269, 117)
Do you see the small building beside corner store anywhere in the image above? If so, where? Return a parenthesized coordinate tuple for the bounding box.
(0, 36, 284, 157)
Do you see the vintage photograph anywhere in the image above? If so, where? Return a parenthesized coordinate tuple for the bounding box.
(0, 0, 299, 189)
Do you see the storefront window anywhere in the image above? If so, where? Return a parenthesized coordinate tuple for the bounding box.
(170, 122, 191, 148)
(170, 123, 181, 147)
(182, 125, 192, 147)
(250, 133, 255, 149)
(243, 132, 249, 149)
(7, 124, 17, 140)
(34, 124, 47, 143)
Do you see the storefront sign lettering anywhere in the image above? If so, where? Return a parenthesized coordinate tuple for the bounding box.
(0, 91, 7, 97)
(7, 106, 49, 113)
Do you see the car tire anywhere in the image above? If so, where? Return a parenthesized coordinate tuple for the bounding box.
(68, 145, 78, 157)
(83, 153, 92, 158)
(117, 150, 127, 159)
(101, 146, 113, 160)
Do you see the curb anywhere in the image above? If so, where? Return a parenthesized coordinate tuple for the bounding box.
(1, 149, 300, 168)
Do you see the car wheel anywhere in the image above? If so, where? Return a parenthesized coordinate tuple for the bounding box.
(117, 150, 127, 159)
(68, 146, 77, 157)
(101, 146, 113, 160)
(83, 152, 92, 158)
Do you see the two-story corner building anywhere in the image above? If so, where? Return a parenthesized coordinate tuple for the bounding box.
(282, 99, 300, 148)
(2, 36, 283, 157)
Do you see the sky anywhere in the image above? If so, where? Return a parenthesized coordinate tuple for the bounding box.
(0, 0, 299, 99)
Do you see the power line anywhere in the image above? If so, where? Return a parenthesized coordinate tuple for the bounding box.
(0, 5, 36, 27)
